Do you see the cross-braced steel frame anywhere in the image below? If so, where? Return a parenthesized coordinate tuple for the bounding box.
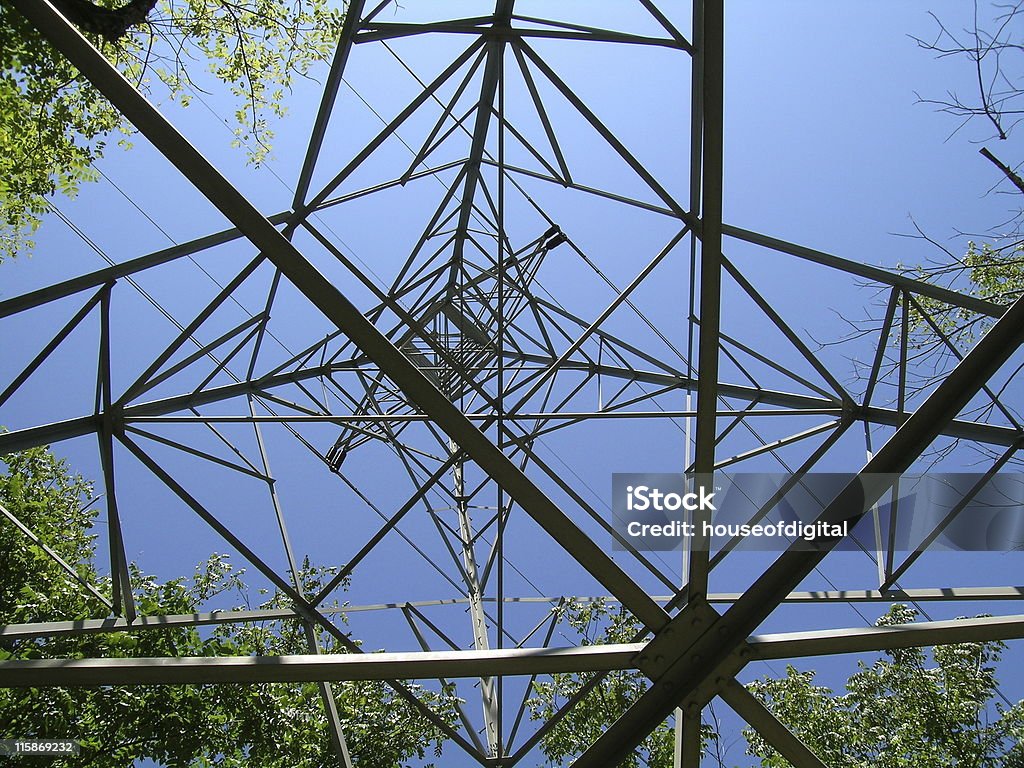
(3, 2, 1024, 766)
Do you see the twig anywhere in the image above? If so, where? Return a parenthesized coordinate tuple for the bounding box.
(980, 146, 1024, 194)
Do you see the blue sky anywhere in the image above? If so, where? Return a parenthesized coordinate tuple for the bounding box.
(3, 1, 1024, 765)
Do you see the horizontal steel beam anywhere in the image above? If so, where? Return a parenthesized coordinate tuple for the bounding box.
(0, 643, 645, 687)
(714, 586, 1024, 603)
(6, 587, 1022, 640)
(750, 613, 1024, 660)
(0, 609, 301, 640)
(723, 224, 1006, 318)
(518, 356, 1021, 446)
(3, 613, 1023, 686)
(1, 377, 1018, 457)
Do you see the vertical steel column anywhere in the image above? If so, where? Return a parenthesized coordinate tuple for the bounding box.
(680, 2, 723, 764)
(677, 0, 706, 763)
(689, 0, 723, 603)
(451, 441, 500, 756)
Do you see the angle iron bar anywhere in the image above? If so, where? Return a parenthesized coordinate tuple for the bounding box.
(482, 158, 677, 216)
(677, 709, 702, 768)
(723, 224, 1005, 318)
(399, 607, 490, 756)
(510, 13, 689, 50)
(0, 286, 106, 409)
(517, 39, 691, 221)
(400, 52, 490, 184)
(719, 679, 828, 768)
(907, 292, 1022, 431)
(750, 613, 1024, 659)
(299, 38, 486, 219)
(0, 608, 300, 640)
(315, 159, 466, 211)
(708, 417, 855, 571)
(504, 228, 689, 416)
(248, 396, 355, 767)
(3, 362, 1019, 459)
(714, 419, 843, 471)
(5, 589, 1023, 644)
(361, 22, 686, 49)
(387, 171, 468, 294)
(510, 42, 572, 184)
(862, 287, 901, 408)
(355, 17, 496, 44)
(488, 106, 566, 182)
(722, 256, 852, 405)
(0, 501, 114, 610)
(97, 287, 136, 621)
(447, 32, 506, 296)
(4, 613, 1024, 687)
(291, 0, 368, 210)
(0, 644, 644, 687)
(563, 235, 691, 364)
(510, 352, 1022, 446)
(506, 597, 563, 750)
(244, 264, 283, 380)
(123, 425, 271, 482)
(636, 0, 692, 49)
(136, 312, 266, 400)
(881, 441, 1021, 589)
(118, 255, 265, 404)
(715, 325, 839, 403)
(190, 323, 266, 398)
(0, 213, 290, 320)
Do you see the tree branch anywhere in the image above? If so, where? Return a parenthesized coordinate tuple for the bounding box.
(980, 146, 1024, 195)
(50, 0, 158, 42)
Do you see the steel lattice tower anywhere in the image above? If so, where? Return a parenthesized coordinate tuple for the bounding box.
(3, 2, 1024, 766)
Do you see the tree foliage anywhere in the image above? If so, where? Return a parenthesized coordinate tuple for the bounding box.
(0, 0, 343, 260)
(0, 444, 458, 767)
(745, 605, 1024, 768)
(899, 238, 1024, 360)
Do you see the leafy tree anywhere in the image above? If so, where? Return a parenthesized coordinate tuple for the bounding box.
(0, 444, 458, 767)
(0, 0, 342, 260)
(902, 239, 1024, 352)
(745, 604, 1024, 768)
